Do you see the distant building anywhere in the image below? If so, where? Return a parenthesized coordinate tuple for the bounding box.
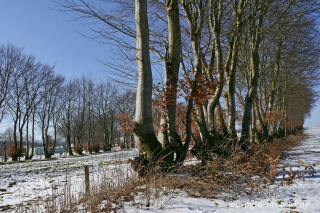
(29, 146, 66, 156)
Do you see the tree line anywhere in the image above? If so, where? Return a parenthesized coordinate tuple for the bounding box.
(1, 0, 319, 173)
(0, 44, 136, 162)
(56, 0, 320, 174)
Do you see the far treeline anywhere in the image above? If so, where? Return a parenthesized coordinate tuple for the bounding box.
(0, 46, 136, 161)
(56, 0, 320, 174)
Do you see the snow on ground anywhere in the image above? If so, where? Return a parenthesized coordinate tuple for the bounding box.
(1, 127, 320, 212)
(0, 149, 138, 212)
(121, 127, 320, 213)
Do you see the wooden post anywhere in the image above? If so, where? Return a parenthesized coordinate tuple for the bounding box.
(84, 165, 90, 196)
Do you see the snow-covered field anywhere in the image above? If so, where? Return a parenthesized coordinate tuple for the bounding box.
(1, 127, 320, 213)
(121, 127, 320, 213)
(0, 149, 138, 212)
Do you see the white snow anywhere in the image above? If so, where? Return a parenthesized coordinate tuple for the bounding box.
(0, 149, 138, 212)
(120, 127, 320, 213)
(1, 127, 320, 212)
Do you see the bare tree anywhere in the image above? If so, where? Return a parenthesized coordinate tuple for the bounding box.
(0, 45, 22, 123)
(0, 128, 13, 162)
(6, 52, 46, 161)
(133, 0, 163, 162)
(117, 90, 136, 149)
(36, 69, 64, 159)
(96, 82, 118, 151)
(52, 0, 320, 170)
(59, 80, 77, 155)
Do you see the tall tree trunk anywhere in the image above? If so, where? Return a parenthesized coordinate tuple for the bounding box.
(18, 127, 23, 160)
(104, 129, 111, 151)
(216, 101, 228, 136)
(250, 101, 257, 144)
(163, 0, 184, 162)
(25, 118, 30, 160)
(12, 115, 18, 161)
(226, 38, 239, 137)
(110, 114, 114, 148)
(240, 48, 260, 147)
(207, 0, 224, 137)
(67, 128, 73, 155)
(30, 111, 35, 159)
(53, 124, 58, 156)
(268, 42, 282, 112)
(225, 0, 246, 139)
(133, 0, 163, 161)
(240, 0, 266, 148)
(254, 99, 266, 138)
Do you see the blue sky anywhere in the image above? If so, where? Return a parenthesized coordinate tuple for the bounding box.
(0, 0, 319, 128)
(305, 96, 320, 127)
(0, 0, 112, 82)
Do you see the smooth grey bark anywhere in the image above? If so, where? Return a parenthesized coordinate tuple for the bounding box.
(255, 98, 268, 139)
(240, 48, 260, 146)
(226, 39, 240, 137)
(207, 0, 224, 137)
(223, 0, 246, 138)
(268, 41, 282, 112)
(249, 101, 257, 144)
(265, 41, 282, 137)
(162, 0, 185, 162)
(240, 0, 266, 147)
(134, 0, 162, 161)
(215, 101, 228, 136)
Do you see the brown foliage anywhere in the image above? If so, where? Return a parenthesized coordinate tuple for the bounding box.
(281, 159, 320, 185)
(85, 141, 93, 154)
(117, 110, 134, 134)
(265, 109, 282, 124)
(7, 143, 26, 158)
(151, 98, 163, 132)
(73, 144, 83, 155)
(85, 141, 101, 153)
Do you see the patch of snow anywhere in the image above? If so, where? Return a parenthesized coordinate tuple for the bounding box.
(120, 127, 320, 213)
(0, 149, 138, 212)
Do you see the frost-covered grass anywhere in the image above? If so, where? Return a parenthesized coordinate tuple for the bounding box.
(0, 149, 138, 212)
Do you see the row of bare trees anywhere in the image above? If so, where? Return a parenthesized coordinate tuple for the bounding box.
(0, 44, 136, 161)
(56, 0, 320, 173)
(59, 78, 135, 156)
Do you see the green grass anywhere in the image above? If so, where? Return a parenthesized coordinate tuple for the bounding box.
(277, 200, 284, 205)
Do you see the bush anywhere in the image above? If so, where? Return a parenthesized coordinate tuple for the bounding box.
(102, 144, 112, 152)
(7, 142, 26, 158)
(85, 141, 93, 154)
(73, 144, 83, 155)
(85, 141, 101, 153)
(93, 142, 101, 153)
